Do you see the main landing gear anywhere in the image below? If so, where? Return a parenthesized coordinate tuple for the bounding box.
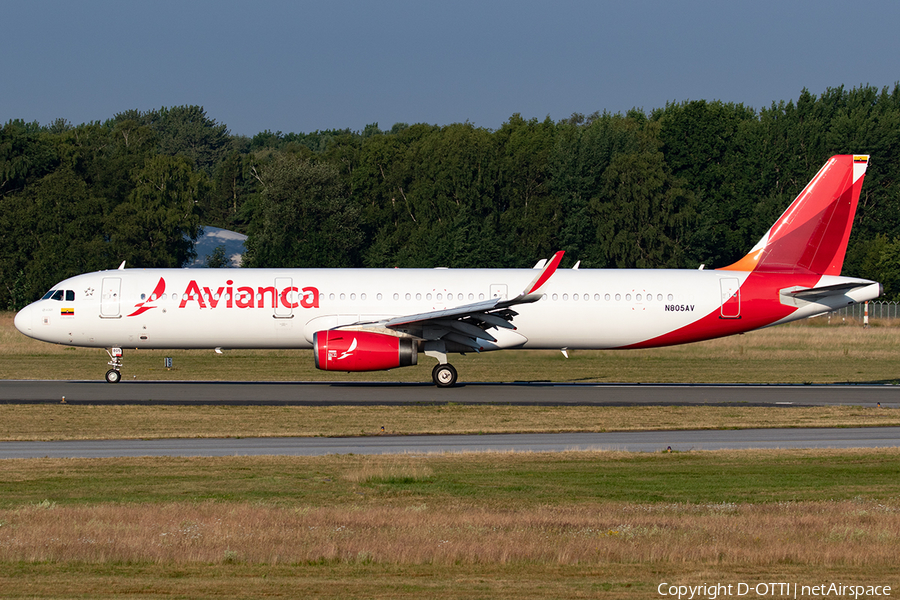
(425, 341, 458, 388)
(432, 363, 458, 388)
(105, 347, 123, 383)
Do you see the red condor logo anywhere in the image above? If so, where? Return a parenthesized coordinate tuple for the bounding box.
(127, 277, 166, 317)
(126, 278, 319, 317)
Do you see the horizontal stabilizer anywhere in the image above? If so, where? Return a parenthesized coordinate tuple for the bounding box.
(783, 282, 876, 300)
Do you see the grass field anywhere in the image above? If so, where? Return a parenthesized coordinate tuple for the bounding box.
(3, 312, 900, 598)
(2, 450, 900, 598)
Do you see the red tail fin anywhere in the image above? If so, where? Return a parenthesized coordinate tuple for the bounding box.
(720, 155, 869, 275)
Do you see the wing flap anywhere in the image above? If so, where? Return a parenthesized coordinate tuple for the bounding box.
(334, 252, 565, 349)
(431, 319, 498, 342)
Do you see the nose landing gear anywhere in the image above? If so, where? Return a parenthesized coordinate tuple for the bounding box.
(105, 347, 123, 383)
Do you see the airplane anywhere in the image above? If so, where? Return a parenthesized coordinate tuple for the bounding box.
(14, 154, 881, 387)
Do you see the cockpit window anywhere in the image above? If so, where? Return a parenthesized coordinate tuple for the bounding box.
(41, 290, 72, 301)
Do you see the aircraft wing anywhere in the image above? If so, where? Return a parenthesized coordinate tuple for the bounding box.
(339, 251, 564, 350)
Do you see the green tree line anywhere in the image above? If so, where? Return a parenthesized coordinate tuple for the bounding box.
(2, 85, 899, 310)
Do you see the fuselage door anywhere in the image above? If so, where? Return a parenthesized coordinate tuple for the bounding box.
(719, 277, 741, 319)
(100, 277, 122, 318)
(274, 277, 293, 318)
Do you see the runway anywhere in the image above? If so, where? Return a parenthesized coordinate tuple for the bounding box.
(1, 380, 899, 407)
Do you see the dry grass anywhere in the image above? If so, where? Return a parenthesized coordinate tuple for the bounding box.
(3, 499, 899, 567)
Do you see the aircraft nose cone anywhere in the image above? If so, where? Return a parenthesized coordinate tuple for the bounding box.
(14, 305, 33, 336)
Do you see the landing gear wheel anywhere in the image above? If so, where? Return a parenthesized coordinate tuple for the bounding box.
(105, 347, 124, 383)
(432, 363, 458, 388)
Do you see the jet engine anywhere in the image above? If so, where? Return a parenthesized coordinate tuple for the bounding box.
(313, 330, 418, 372)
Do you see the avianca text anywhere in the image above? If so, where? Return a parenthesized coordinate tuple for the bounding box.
(178, 280, 320, 309)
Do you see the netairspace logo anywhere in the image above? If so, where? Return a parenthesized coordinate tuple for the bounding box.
(657, 582, 892, 599)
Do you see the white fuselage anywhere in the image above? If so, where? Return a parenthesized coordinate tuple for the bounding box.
(14, 266, 880, 352)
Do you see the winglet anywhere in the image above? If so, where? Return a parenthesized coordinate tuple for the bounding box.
(521, 251, 564, 296)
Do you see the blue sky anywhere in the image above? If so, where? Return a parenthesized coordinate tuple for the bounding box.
(3, 0, 899, 137)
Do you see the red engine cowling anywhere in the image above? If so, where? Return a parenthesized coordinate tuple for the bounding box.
(314, 330, 418, 372)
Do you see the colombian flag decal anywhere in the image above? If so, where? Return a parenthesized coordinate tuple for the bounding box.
(61, 308, 74, 316)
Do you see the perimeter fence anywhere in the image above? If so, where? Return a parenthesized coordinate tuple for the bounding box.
(826, 300, 900, 324)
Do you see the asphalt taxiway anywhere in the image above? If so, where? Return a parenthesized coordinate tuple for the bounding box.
(2, 427, 900, 459)
(1, 380, 899, 407)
